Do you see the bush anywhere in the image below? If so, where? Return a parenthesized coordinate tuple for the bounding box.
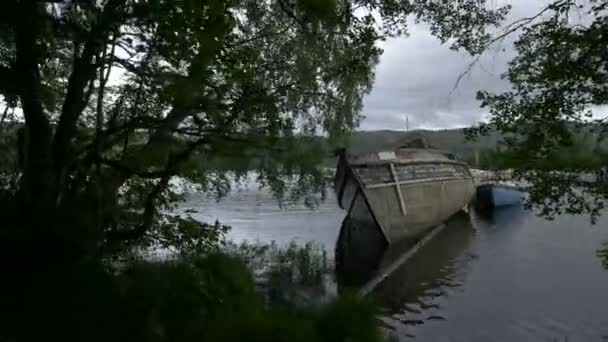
(117, 253, 258, 341)
(207, 294, 387, 342)
(0, 247, 389, 342)
(116, 251, 389, 342)
(316, 294, 385, 342)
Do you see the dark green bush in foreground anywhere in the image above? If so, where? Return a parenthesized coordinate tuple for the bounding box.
(1, 251, 389, 342)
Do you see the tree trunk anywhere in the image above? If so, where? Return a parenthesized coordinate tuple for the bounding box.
(14, 2, 55, 212)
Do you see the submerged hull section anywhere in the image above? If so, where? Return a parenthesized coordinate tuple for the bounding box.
(334, 148, 475, 244)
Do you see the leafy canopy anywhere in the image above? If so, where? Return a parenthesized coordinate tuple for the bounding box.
(468, 0, 608, 220)
(0, 0, 508, 259)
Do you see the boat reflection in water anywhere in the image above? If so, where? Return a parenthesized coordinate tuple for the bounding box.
(475, 184, 525, 209)
(334, 214, 389, 289)
(335, 210, 477, 335)
(471, 201, 528, 230)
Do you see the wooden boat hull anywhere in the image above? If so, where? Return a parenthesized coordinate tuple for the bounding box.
(364, 177, 475, 242)
(335, 150, 475, 244)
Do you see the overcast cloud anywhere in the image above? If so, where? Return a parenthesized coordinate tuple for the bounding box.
(360, 0, 552, 131)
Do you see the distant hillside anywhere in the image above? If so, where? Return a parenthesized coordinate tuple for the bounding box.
(1, 122, 603, 171)
(342, 128, 502, 163)
(338, 124, 608, 169)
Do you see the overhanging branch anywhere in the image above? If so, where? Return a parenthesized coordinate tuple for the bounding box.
(103, 137, 208, 245)
(450, 0, 570, 94)
(53, 0, 127, 173)
(99, 158, 168, 179)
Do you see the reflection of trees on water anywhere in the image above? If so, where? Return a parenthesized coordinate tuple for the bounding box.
(335, 211, 476, 330)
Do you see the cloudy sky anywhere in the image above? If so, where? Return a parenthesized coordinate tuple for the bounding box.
(360, 0, 553, 131)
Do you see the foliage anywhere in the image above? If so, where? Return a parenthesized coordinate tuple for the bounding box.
(0, 0, 509, 261)
(315, 293, 388, 342)
(117, 253, 258, 341)
(469, 127, 608, 171)
(207, 293, 388, 342)
(468, 0, 608, 219)
(0, 249, 390, 342)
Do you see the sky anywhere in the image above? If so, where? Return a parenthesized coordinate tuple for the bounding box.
(359, 0, 553, 131)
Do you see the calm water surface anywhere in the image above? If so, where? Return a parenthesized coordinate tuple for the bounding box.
(182, 186, 608, 342)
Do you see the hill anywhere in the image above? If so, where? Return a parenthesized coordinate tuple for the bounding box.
(342, 128, 502, 165)
(340, 124, 608, 169)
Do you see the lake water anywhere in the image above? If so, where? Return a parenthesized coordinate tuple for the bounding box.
(181, 186, 608, 342)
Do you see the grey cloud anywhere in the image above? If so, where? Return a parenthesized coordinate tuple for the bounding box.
(360, 0, 549, 130)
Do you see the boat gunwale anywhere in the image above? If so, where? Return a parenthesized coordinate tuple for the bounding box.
(347, 159, 469, 168)
(349, 159, 474, 188)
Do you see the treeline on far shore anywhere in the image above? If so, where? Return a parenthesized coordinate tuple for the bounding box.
(2, 122, 606, 175)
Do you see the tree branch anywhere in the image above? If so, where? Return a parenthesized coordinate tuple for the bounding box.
(70, 115, 163, 165)
(103, 137, 207, 245)
(228, 26, 291, 48)
(53, 0, 127, 175)
(451, 1, 570, 94)
(99, 157, 172, 179)
(277, 0, 305, 26)
(14, 1, 54, 204)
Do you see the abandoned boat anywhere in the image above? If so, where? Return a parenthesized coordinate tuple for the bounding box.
(334, 140, 475, 244)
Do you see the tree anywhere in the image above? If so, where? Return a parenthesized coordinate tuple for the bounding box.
(468, 0, 608, 221)
(0, 0, 509, 262)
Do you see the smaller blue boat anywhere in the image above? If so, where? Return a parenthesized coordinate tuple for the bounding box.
(476, 184, 524, 209)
